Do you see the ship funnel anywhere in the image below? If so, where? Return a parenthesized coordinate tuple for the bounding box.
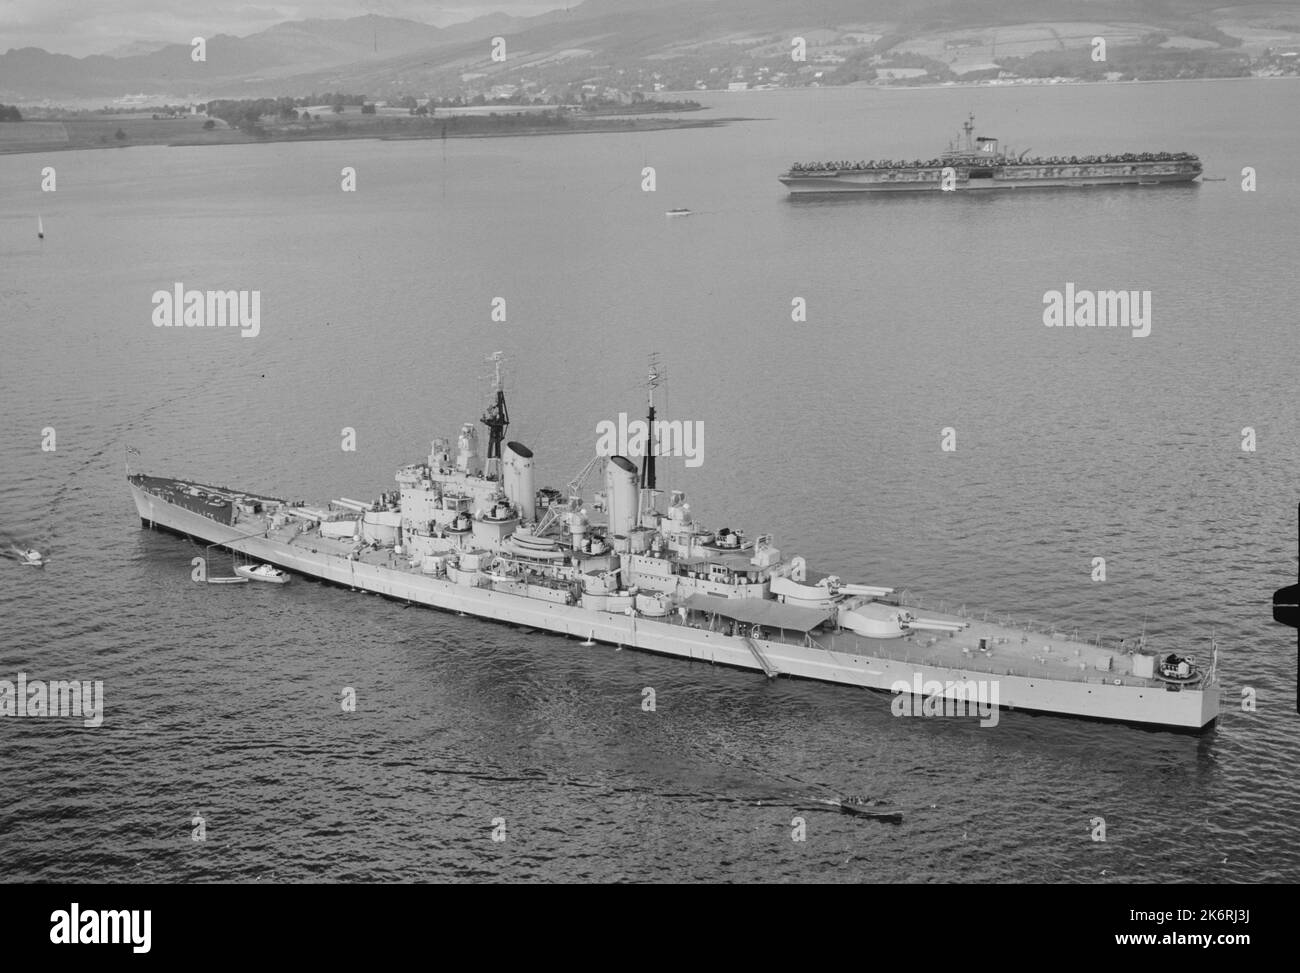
(604, 455, 638, 539)
(503, 441, 536, 521)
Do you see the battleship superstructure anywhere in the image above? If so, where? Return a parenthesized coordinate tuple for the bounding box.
(779, 114, 1202, 193)
(128, 357, 1219, 731)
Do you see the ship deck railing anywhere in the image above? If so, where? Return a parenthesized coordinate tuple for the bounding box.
(896, 591, 1146, 657)
(887, 592, 1215, 688)
(227, 512, 1211, 690)
(810, 635, 1205, 690)
(787, 155, 1197, 174)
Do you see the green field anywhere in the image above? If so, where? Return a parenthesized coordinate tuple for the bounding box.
(0, 121, 69, 144)
(0, 110, 724, 155)
(0, 115, 239, 153)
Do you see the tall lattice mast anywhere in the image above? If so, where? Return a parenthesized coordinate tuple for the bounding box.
(481, 352, 509, 480)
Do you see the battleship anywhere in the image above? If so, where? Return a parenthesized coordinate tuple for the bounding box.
(779, 114, 1202, 194)
(127, 358, 1219, 731)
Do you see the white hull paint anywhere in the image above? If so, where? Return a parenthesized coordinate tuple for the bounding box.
(132, 483, 1219, 731)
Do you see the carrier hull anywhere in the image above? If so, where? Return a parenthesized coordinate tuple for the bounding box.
(781, 114, 1202, 194)
(780, 167, 1201, 193)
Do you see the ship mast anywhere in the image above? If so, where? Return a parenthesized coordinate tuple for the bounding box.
(638, 354, 662, 519)
(481, 352, 509, 480)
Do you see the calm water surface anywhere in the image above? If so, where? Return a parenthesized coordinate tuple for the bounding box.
(1, 79, 1298, 882)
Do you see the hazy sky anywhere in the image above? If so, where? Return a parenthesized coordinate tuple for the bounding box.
(0, 1, 572, 57)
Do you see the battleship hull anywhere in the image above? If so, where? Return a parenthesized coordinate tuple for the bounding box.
(130, 480, 1219, 732)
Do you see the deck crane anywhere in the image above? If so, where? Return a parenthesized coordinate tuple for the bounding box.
(533, 454, 607, 537)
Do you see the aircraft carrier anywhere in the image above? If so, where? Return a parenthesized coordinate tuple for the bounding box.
(779, 114, 1202, 193)
(127, 359, 1219, 731)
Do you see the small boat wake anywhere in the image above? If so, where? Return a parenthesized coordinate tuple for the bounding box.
(625, 784, 904, 824)
(676, 737, 906, 823)
(7, 544, 46, 568)
(754, 794, 904, 824)
(743, 790, 904, 822)
(406, 761, 905, 825)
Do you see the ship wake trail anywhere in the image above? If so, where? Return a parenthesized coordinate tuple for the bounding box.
(48, 374, 225, 546)
(406, 757, 900, 825)
(671, 728, 902, 823)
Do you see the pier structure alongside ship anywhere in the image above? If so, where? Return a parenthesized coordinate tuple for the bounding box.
(779, 114, 1202, 193)
(127, 357, 1219, 731)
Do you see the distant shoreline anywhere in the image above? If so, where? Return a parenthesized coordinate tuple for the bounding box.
(0, 114, 737, 156)
(678, 74, 1300, 96)
(374, 116, 739, 142)
(4, 74, 1292, 157)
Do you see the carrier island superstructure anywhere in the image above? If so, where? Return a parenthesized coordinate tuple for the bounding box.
(128, 360, 1219, 731)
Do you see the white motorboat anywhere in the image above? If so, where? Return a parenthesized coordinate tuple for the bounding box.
(234, 563, 290, 584)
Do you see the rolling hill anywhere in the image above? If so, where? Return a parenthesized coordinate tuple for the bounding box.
(1, 0, 1295, 102)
